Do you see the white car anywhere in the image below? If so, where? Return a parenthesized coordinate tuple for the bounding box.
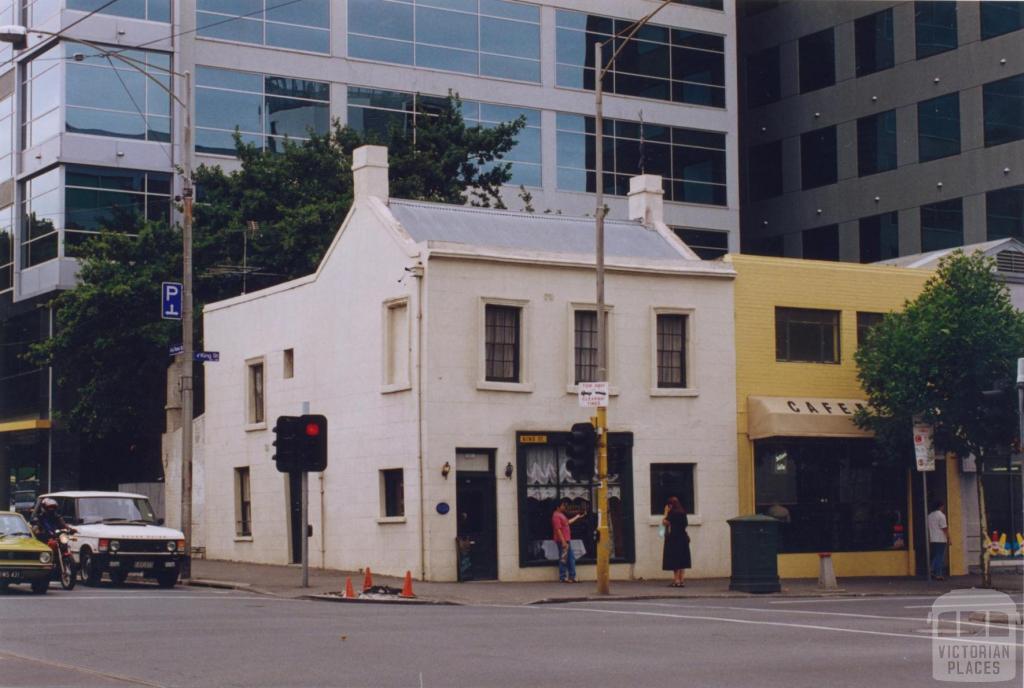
(33, 491, 187, 588)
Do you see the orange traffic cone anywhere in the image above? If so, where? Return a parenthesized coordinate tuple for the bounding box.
(400, 570, 415, 598)
(362, 567, 373, 592)
(344, 577, 355, 598)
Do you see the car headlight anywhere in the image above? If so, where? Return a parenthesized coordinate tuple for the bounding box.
(109, 540, 120, 553)
(58, 532, 70, 545)
(166, 540, 176, 552)
(39, 551, 52, 564)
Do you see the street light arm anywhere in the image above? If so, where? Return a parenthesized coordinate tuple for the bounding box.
(597, 0, 675, 80)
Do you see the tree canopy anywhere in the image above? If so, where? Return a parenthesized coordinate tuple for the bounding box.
(29, 95, 525, 485)
(855, 251, 1024, 461)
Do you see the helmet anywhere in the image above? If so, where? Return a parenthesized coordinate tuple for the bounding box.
(41, 497, 58, 510)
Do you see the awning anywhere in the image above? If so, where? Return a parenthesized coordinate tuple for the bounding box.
(747, 397, 873, 440)
(0, 419, 52, 434)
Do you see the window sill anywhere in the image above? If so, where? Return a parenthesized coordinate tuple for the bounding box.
(477, 380, 534, 393)
(234, 535, 253, 542)
(377, 516, 407, 525)
(381, 382, 412, 394)
(649, 515, 702, 526)
(566, 384, 620, 396)
(649, 387, 698, 397)
(244, 422, 267, 432)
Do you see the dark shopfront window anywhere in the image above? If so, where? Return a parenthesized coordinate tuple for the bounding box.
(517, 432, 634, 567)
(981, 462, 1022, 559)
(754, 438, 908, 554)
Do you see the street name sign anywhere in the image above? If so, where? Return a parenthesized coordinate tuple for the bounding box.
(161, 282, 182, 320)
(168, 345, 219, 362)
(578, 381, 609, 408)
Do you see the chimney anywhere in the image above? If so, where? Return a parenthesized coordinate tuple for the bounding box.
(352, 145, 389, 201)
(627, 174, 664, 227)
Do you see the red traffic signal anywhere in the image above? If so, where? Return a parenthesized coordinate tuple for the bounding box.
(305, 421, 321, 437)
(272, 414, 328, 473)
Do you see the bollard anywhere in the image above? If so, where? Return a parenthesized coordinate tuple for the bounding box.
(818, 552, 838, 590)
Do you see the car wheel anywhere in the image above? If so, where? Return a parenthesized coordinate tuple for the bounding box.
(80, 550, 102, 586)
(110, 570, 129, 586)
(156, 571, 178, 588)
(31, 578, 49, 594)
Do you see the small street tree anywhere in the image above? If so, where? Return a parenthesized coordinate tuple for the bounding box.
(855, 251, 1024, 586)
(29, 95, 524, 485)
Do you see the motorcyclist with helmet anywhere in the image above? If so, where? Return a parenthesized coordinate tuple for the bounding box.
(31, 497, 76, 543)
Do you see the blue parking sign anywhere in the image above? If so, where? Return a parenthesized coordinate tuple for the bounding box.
(162, 282, 182, 320)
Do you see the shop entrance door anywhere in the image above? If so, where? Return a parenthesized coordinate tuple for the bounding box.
(911, 463, 948, 577)
(455, 450, 497, 581)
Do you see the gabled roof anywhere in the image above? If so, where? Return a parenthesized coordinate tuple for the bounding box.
(877, 238, 1024, 270)
(388, 199, 686, 261)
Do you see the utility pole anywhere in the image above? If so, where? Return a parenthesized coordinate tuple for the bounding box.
(178, 71, 194, 581)
(591, 0, 673, 597)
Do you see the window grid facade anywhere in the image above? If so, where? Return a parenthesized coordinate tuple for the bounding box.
(196, 66, 330, 156)
(70, 0, 170, 23)
(915, 1, 958, 60)
(854, 8, 894, 77)
(857, 110, 897, 177)
(346, 87, 541, 187)
(556, 113, 727, 206)
(555, 9, 726, 108)
(485, 304, 520, 383)
(656, 313, 687, 388)
(198, 0, 330, 54)
(348, 0, 540, 82)
(798, 28, 835, 93)
(918, 93, 961, 162)
(983, 73, 1024, 148)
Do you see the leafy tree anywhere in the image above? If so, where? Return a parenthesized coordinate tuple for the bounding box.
(29, 95, 524, 486)
(855, 251, 1024, 585)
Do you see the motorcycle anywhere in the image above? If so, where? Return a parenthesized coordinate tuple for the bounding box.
(46, 529, 77, 590)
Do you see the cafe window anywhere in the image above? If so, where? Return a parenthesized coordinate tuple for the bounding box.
(775, 307, 840, 364)
(380, 469, 404, 518)
(754, 438, 908, 553)
(517, 432, 634, 567)
(650, 464, 695, 515)
(981, 463, 1022, 561)
(857, 312, 885, 347)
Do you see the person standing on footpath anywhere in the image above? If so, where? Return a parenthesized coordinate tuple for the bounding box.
(552, 498, 584, 583)
(662, 496, 691, 587)
(927, 500, 950, 581)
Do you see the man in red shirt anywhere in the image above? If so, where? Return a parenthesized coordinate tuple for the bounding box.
(552, 498, 584, 583)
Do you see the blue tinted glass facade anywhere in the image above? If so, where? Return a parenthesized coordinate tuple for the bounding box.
(915, 1, 957, 59)
(984, 73, 1024, 148)
(198, 0, 330, 54)
(347, 87, 541, 187)
(917, 92, 960, 162)
(68, 0, 170, 22)
(348, 0, 540, 82)
(556, 113, 727, 206)
(556, 10, 725, 108)
(196, 66, 330, 156)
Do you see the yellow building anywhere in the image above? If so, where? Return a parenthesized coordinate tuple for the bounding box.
(727, 254, 965, 578)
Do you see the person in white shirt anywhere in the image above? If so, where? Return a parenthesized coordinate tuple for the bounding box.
(927, 500, 950, 580)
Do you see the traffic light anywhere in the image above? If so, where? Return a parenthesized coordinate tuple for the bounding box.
(566, 421, 596, 481)
(272, 414, 328, 473)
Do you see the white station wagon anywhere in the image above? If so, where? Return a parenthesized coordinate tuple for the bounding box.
(33, 491, 187, 588)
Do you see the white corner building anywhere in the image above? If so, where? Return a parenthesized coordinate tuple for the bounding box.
(197, 145, 737, 582)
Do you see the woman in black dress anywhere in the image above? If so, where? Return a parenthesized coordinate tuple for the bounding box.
(661, 496, 691, 587)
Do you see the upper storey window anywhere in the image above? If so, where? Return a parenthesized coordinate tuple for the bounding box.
(196, 66, 330, 156)
(555, 10, 725, 108)
(68, 0, 170, 23)
(799, 28, 834, 93)
(198, 0, 330, 54)
(348, 0, 540, 83)
(854, 8, 894, 77)
(981, 1, 1024, 39)
(915, 1, 957, 59)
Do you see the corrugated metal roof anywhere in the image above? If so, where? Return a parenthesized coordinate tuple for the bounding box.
(876, 238, 1024, 268)
(388, 200, 684, 260)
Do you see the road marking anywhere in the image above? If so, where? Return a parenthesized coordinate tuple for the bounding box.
(554, 605, 1024, 648)
(0, 594, 292, 602)
(768, 595, 943, 605)
(0, 650, 166, 687)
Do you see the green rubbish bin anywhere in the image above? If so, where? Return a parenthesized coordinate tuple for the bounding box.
(727, 514, 781, 593)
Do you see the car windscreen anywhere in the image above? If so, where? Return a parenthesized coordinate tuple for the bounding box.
(0, 514, 31, 535)
(76, 498, 157, 524)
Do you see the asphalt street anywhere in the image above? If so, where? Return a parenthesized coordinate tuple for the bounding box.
(1, 581, 1021, 688)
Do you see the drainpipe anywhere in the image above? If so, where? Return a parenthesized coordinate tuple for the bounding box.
(412, 259, 426, 581)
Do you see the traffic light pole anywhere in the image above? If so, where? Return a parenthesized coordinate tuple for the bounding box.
(301, 471, 309, 588)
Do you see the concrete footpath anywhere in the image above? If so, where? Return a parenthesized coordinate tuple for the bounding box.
(186, 559, 1024, 606)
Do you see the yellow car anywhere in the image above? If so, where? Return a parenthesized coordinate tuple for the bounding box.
(0, 510, 53, 594)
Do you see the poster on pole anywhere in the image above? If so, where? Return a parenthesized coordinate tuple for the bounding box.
(913, 422, 936, 471)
